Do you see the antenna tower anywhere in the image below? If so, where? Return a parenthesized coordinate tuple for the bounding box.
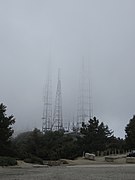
(52, 69, 63, 131)
(77, 59, 92, 129)
(42, 62, 52, 133)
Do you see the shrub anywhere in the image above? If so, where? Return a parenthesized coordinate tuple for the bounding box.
(24, 156, 43, 165)
(0, 156, 17, 166)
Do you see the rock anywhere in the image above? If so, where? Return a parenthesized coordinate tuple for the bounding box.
(105, 155, 126, 162)
(126, 157, 135, 163)
(60, 159, 69, 164)
(84, 153, 95, 160)
(47, 161, 61, 166)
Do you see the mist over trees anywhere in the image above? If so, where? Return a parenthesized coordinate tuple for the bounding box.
(0, 103, 135, 163)
(13, 129, 81, 161)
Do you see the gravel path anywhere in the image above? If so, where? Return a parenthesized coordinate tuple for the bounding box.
(1, 164, 135, 180)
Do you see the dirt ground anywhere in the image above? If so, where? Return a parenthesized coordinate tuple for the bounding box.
(0, 156, 135, 180)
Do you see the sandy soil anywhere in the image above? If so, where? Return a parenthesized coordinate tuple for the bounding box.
(64, 155, 126, 165)
(0, 156, 134, 180)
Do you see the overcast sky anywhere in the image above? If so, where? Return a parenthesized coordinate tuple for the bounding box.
(0, 0, 135, 138)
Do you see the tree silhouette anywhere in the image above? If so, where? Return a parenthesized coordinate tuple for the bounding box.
(80, 117, 113, 153)
(125, 115, 135, 149)
(0, 103, 15, 156)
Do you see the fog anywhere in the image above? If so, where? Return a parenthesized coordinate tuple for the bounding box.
(0, 0, 135, 137)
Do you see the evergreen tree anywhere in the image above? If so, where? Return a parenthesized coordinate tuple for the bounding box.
(0, 103, 15, 156)
(125, 115, 135, 149)
(80, 117, 113, 153)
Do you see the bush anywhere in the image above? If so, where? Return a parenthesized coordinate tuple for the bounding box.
(0, 156, 17, 166)
(24, 156, 43, 165)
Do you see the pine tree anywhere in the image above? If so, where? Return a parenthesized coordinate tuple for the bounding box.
(0, 103, 15, 156)
(125, 115, 135, 149)
(80, 117, 113, 153)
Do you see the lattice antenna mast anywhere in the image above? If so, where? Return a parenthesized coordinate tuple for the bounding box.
(52, 69, 63, 131)
(42, 61, 52, 133)
(77, 59, 92, 129)
(77, 59, 85, 128)
(88, 79, 93, 119)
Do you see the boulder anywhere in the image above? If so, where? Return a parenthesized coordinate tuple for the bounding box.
(126, 157, 135, 163)
(84, 153, 95, 160)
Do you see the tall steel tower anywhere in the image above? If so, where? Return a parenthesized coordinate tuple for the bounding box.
(77, 59, 92, 129)
(52, 69, 63, 131)
(42, 63, 52, 133)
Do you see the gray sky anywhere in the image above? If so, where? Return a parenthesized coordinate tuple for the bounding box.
(0, 0, 135, 138)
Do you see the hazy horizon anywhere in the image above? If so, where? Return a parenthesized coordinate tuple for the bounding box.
(1, 0, 135, 138)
